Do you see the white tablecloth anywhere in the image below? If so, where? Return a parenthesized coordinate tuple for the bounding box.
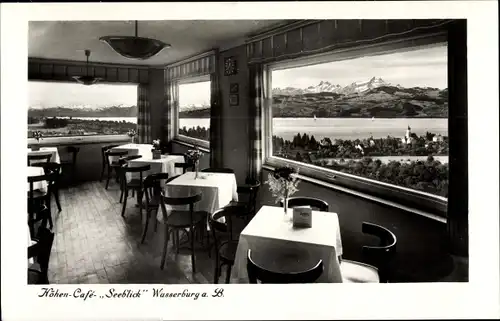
(27, 166, 47, 192)
(230, 205, 344, 283)
(126, 154, 185, 185)
(157, 171, 238, 222)
(28, 147, 60, 164)
(109, 143, 153, 162)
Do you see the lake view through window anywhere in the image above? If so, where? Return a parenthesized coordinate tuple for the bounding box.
(270, 44, 449, 197)
(178, 80, 211, 141)
(28, 82, 138, 137)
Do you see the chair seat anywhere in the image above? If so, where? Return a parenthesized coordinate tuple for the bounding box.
(340, 260, 380, 283)
(218, 241, 238, 263)
(27, 189, 48, 199)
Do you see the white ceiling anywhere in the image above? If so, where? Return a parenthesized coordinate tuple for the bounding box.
(29, 20, 287, 66)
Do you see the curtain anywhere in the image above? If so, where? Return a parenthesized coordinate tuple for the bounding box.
(247, 63, 265, 182)
(137, 84, 151, 144)
(163, 79, 178, 148)
(209, 71, 222, 168)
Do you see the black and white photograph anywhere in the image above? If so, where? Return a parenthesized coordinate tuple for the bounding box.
(1, 1, 498, 320)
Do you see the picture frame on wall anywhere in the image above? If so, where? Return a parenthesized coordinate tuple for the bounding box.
(229, 93, 239, 106)
(230, 83, 239, 94)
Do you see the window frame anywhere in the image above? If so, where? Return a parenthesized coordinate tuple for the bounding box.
(262, 33, 449, 217)
(174, 75, 211, 149)
(28, 80, 138, 142)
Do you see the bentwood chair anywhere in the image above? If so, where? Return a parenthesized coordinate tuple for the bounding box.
(119, 163, 151, 218)
(229, 179, 261, 219)
(28, 226, 55, 284)
(209, 205, 249, 283)
(60, 146, 80, 185)
(140, 172, 170, 244)
(100, 144, 119, 181)
(247, 249, 324, 284)
(28, 154, 52, 166)
(340, 222, 397, 283)
(159, 192, 209, 273)
(279, 196, 329, 212)
(27, 172, 58, 236)
(31, 162, 63, 212)
(104, 150, 128, 189)
(201, 168, 235, 174)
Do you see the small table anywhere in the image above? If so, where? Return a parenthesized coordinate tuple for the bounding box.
(127, 154, 185, 186)
(158, 171, 238, 222)
(27, 166, 47, 192)
(110, 143, 153, 160)
(28, 147, 60, 164)
(230, 205, 344, 283)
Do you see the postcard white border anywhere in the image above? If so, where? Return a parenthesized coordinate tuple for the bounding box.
(1, 1, 499, 320)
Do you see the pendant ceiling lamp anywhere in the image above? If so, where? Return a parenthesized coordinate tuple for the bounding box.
(73, 50, 102, 85)
(99, 21, 171, 60)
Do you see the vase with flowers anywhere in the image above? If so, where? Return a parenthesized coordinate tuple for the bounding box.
(186, 147, 204, 179)
(265, 166, 300, 220)
(31, 131, 43, 151)
(151, 139, 162, 159)
(127, 129, 137, 144)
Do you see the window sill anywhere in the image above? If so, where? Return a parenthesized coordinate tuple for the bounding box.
(27, 135, 130, 147)
(172, 139, 210, 154)
(263, 161, 447, 224)
(173, 135, 210, 151)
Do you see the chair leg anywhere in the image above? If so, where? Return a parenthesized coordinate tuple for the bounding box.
(105, 167, 111, 189)
(176, 230, 180, 254)
(137, 190, 143, 220)
(160, 227, 170, 270)
(53, 188, 62, 212)
(140, 210, 150, 244)
(214, 262, 220, 284)
(225, 265, 232, 284)
(190, 228, 196, 274)
(100, 163, 106, 182)
(121, 190, 128, 217)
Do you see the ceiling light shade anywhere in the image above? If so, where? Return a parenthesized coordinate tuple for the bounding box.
(99, 21, 170, 60)
(73, 49, 102, 85)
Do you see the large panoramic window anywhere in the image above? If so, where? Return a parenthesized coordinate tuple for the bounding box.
(28, 81, 138, 137)
(268, 43, 449, 198)
(177, 79, 211, 143)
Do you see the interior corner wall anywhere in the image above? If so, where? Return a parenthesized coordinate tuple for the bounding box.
(148, 68, 166, 142)
(219, 45, 250, 185)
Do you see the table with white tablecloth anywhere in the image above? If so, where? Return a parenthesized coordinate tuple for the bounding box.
(27, 166, 47, 192)
(126, 154, 185, 186)
(157, 171, 238, 222)
(27, 147, 60, 164)
(230, 205, 344, 283)
(109, 143, 154, 162)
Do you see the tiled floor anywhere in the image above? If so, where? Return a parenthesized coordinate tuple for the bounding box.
(44, 180, 220, 284)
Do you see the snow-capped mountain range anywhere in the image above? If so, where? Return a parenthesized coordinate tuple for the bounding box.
(273, 77, 399, 96)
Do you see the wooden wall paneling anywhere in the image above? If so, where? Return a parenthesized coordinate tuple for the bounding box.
(262, 37, 273, 58)
(94, 66, 106, 79)
(39, 64, 53, 79)
(128, 68, 139, 82)
(302, 22, 322, 52)
(53, 64, 66, 78)
(386, 19, 414, 35)
(139, 69, 149, 84)
(360, 20, 389, 41)
(106, 67, 118, 82)
(273, 33, 286, 57)
(285, 28, 303, 55)
(317, 20, 337, 50)
(67, 65, 84, 76)
(118, 68, 129, 82)
(335, 20, 361, 44)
